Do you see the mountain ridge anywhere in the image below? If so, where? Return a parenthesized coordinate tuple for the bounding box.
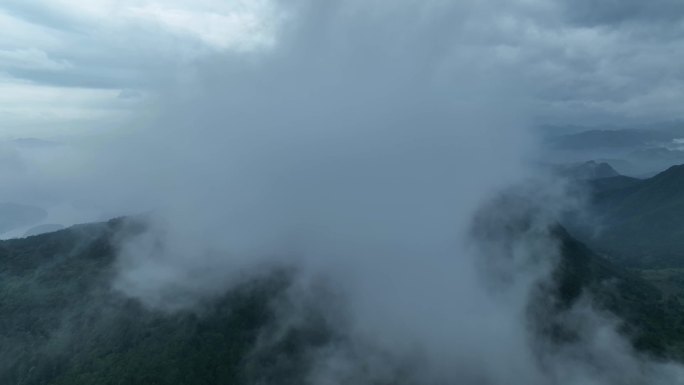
(569, 163, 684, 268)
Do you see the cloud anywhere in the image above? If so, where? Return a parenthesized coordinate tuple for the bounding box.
(1, 0, 683, 240)
(124, 1, 280, 51)
(560, 0, 684, 27)
(2, 1, 684, 383)
(0, 0, 283, 139)
(34, 1, 673, 383)
(0, 77, 133, 138)
(3, 0, 684, 136)
(100, 0, 530, 305)
(0, 48, 71, 71)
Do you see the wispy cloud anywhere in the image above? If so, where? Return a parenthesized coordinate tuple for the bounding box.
(0, 0, 283, 138)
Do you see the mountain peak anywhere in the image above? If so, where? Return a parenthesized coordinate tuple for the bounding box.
(558, 160, 620, 180)
(659, 163, 684, 176)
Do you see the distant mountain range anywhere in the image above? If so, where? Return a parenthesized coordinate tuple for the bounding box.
(544, 123, 684, 176)
(23, 224, 65, 237)
(568, 164, 684, 268)
(547, 124, 684, 151)
(554, 160, 620, 180)
(0, 203, 47, 235)
(0, 203, 68, 239)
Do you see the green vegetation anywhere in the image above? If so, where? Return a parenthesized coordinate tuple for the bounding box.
(3, 210, 684, 383)
(0, 219, 331, 385)
(547, 227, 684, 358)
(571, 164, 684, 268)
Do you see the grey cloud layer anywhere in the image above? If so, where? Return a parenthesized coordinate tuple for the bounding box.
(2, 1, 684, 383)
(562, 0, 684, 27)
(79, 1, 683, 383)
(2, 0, 684, 129)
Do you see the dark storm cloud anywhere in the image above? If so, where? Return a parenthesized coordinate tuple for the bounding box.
(519, 0, 684, 125)
(561, 0, 684, 27)
(2, 0, 684, 127)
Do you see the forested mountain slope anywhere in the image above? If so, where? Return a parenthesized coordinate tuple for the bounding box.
(1, 216, 683, 384)
(0, 219, 331, 385)
(575, 164, 684, 268)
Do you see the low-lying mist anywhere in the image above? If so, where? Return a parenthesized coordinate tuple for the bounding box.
(6, 1, 684, 384)
(107, 0, 533, 310)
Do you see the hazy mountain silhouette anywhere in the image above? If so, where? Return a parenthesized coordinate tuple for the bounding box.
(573, 164, 684, 268)
(0, 203, 47, 235)
(1, 216, 683, 384)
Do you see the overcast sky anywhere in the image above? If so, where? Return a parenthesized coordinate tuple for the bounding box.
(3, 2, 684, 383)
(0, 0, 281, 138)
(1, 0, 684, 139)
